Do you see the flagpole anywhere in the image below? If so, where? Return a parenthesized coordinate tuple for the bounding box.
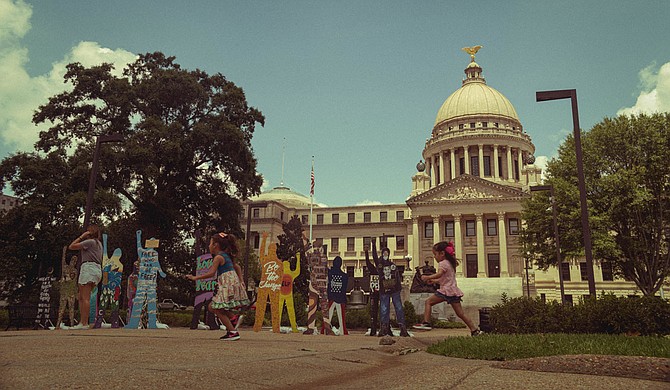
(309, 156, 314, 245)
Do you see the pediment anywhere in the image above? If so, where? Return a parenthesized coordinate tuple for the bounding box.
(407, 175, 527, 205)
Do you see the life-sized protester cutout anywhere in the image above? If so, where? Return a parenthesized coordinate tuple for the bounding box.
(35, 268, 56, 329)
(189, 253, 219, 330)
(125, 230, 166, 329)
(304, 248, 333, 335)
(278, 253, 301, 333)
(326, 256, 348, 335)
(94, 234, 123, 328)
(56, 246, 77, 329)
(253, 232, 283, 333)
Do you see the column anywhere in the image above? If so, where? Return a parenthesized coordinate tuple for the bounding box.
(493, 144, 500, 181)
(478, 144, 484, 178)
(464, 146, 470, 175)
(517, 149, 524, 183)
(429, 157, 436, 187)
(453, 214, 463, 277)
(450, 149, 456, 180)
(476, 213, 486, 277)
(497, 211, 509, 277)
(432, 215, 441, 244)
(439, 152, 446, 184)
(412, 217, 420, 270)
(507, 146, 514, 181)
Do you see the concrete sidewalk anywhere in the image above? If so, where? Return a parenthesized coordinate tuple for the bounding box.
(0, 327, 665, 389)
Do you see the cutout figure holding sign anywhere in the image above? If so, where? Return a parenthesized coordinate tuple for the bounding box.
(253, 232, 282, 333)
(278, 253, 300, 333)
(56, 247, 77, 329)
(326, 256, 348, 335)
(125, 230, 166, 329)
(94, 233, 123, 328)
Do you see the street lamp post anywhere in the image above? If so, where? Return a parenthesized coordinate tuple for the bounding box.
(83, 134, 123, 228)
(243, 201, 268, 288)
(536, 89, 596, 297)
(530, 184, 565, 304)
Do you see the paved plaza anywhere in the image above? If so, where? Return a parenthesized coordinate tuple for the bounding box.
(0, 327, 666, 389)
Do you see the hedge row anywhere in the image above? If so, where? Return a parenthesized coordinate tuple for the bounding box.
(489, 293, 670, 336)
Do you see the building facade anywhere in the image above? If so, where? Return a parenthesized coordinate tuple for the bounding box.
(242, 52, 662, 317)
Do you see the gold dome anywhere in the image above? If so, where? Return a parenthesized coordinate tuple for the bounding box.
(434, 82, 519, 127)
(434, 58, 519, 128)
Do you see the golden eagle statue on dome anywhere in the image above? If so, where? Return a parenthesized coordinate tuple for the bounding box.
(462, 45, 483, 61)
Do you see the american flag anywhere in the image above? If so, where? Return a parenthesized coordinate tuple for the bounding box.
(310, 165, 315, 196)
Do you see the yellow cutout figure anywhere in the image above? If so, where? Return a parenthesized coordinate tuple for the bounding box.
(278, 253, 300, 333)
(253, 232, 283, 333)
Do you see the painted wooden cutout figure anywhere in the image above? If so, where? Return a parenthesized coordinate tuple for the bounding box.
(94, 234, 123, 328)
(326, 256, 349, 335)
(253, 232, 283, 333)
(278, 253, 300, 333)
(126, 260, 139, 321)
(35, 268, 56, 329)
(125, 230, 166, 329)
(304, 248, 332, 335)
(56, 246, 77, 328)
(189, 253, 219, 330)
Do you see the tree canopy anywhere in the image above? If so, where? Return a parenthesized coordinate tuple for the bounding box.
(0, 52, 264, 301)
(521, 113, 670, 296)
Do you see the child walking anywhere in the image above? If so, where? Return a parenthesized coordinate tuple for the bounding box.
(187, 232, 249, 340)
(413, 241, 483, 336)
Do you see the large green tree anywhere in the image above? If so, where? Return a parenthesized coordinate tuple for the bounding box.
(0, 52, 264, 301)
(522, 113, 670, 296)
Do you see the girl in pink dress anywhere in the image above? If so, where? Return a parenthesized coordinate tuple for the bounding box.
(413, 241, 483, 336)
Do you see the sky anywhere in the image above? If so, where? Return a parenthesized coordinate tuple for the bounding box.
(1, 0, 669, 207)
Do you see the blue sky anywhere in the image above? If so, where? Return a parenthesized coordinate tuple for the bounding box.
(1, 0, 669, 206)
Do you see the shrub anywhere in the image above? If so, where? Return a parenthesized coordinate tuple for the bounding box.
(402, 300, 418, 326)
(488, 293, 670, 335)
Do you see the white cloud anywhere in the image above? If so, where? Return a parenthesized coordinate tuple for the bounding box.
(617, 61, 670, 116)
(0, 0, 136, 153)
(534, 155, 548, 182)
(355, 200, 383, 206)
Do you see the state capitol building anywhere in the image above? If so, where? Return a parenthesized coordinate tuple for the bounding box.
(243, 50, 652, 317)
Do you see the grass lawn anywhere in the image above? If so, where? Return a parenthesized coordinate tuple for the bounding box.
(427, 333, 670, 361)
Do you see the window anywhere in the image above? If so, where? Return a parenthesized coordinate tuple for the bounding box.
(498, 156, 504, 178)
(494, 122, 499, 128)
(579, 262, 588, 281)
(564, 294, 573, 306)
(301, 215, 308, 225)
(331, 238, 339, 252)
(424, 222, 434, 238)
(380, 211, 387, 222)
(380, 235, 388, 249)
(347, 237, 355, 252)
(470, 122, 475, 129)
(280, 211, 284, 221)
(487, 219, 497, 236)
(444, 221, 455, 237)
(253, 234, 260, 249)
(601, 261, 614, 281)
(346, 266, 355, 277)
(459, 124, 464, 130)
(253, 208, 260, 218)
(470, 156, 479, 176)
(459, 157, 465, 175)
(363, 236, 372, 249)
(466, 254, 478, 278)
(316, 214, 324, 225)
(483, 156, 491, 176)
(396, 210, 404, 221)
(508, 218, 519, 235)
(488, 254, 500, 277)
(561, 262, 571, 281)
(396, 236, 405, 250)
(465, 220, 476, 236)
(332, 213, 339, 224)
(540, 293, 546, 303)
(364, 212, 371, 223)
(348, 213, 355, 223)
(482, 121, 488, 128)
